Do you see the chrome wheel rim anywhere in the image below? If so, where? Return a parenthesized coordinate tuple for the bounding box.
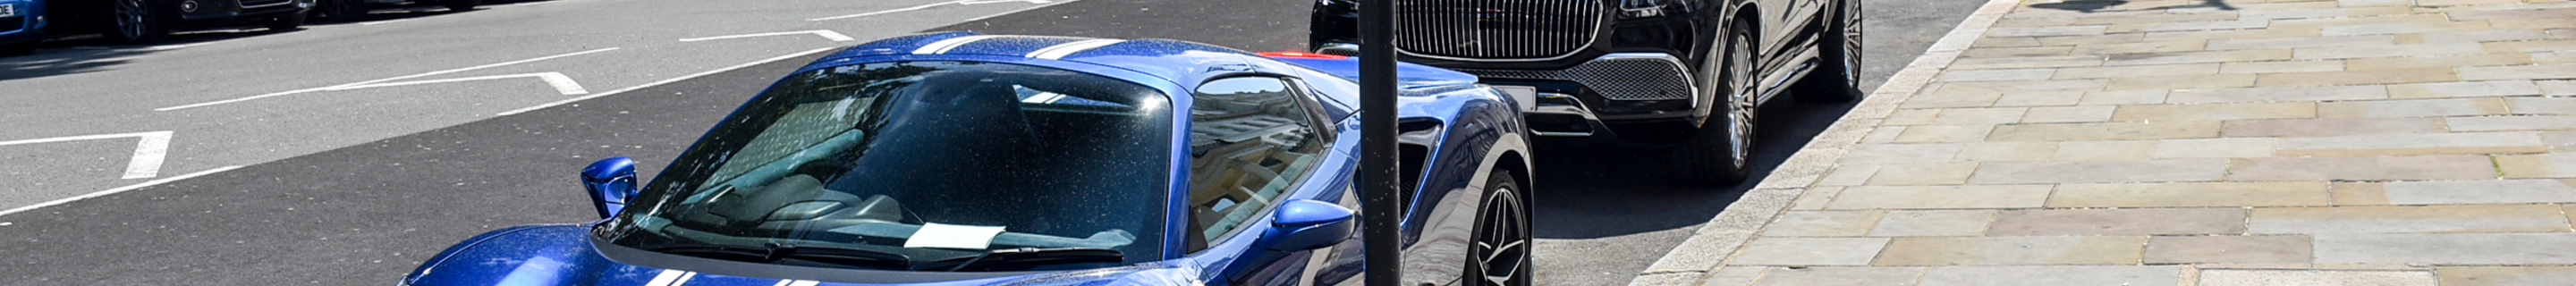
(1471, 188, 1529, 286)
(1724, 34, 1756, 169)
(1841, 0, 1864, 85)
(115, 0, 148, 39)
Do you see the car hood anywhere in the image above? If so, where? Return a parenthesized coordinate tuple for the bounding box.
(406, 224, 1201, 286)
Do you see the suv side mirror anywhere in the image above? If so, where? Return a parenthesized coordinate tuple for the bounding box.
(1259, 199, 1356, 251)
(580, 157, 640, 219)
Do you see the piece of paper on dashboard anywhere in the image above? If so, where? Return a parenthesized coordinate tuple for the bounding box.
(904, 223, 1007, 249)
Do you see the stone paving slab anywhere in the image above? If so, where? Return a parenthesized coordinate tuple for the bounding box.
(1632, 0, 2576, 284)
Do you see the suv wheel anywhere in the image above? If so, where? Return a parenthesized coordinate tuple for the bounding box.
(1671, 25, 1759, 187)
(442, 0, 480, 11)
(106, 0, 173, 43)
(1795, 0, 1866, 102)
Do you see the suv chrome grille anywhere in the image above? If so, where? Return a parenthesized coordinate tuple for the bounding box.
(1394, 0, 1605, 60)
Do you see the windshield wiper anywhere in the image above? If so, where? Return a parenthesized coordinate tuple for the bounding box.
(649, 242, 912, 269)
(920, 248, 1125, 272)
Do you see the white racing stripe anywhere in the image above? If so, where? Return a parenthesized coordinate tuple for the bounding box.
(912, 35, 1001, 55)
(643, 270, 691, 286)
(1026, 39, 1123, 60)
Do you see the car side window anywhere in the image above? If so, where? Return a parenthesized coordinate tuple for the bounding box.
(1185, 76, 1330, 251)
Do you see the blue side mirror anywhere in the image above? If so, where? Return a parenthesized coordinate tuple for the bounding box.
(1260, 199, 1356, 251)
(580, 157, 639, 219)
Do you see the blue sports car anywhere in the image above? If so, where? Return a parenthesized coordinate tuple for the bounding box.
(0, 0, 42, 55)
(402, 32, 1537, 286)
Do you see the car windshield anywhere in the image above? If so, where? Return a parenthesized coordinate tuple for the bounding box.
(599, 61, 1174, 272)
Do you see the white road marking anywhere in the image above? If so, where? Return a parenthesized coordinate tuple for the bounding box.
(331, 72, 591, 95)
(784, 281, 818, 286)
(0, 165, 241, 218)
(1027, 39, 1122, 59)
(0, 131, 174, 179)
(157, 47, 621, 111)
(912, 35, 999, 55)
(808, 0, 1051, 21)
(497, 46, 841, 116)
(678, 30, 856, 42)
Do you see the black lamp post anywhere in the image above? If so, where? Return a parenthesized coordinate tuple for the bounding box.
(1355, 0, 1400, 285)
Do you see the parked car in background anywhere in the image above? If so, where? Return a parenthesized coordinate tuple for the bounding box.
(48, 0, 313, 43)
(312, 0, 477, 21)
(0, 0, 44, 54)
(1311, 0, 1865, 186)
(400, 32, 1539, 286)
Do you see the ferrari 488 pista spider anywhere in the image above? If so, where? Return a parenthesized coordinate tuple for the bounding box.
(401, 32, 1538, 286)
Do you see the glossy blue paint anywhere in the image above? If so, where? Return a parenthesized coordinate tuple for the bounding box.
(579, 157, 638, 219)
(0, 0, 47, 47)
(410, 32, 1534, 286)
(1258, 199, 1354, 253)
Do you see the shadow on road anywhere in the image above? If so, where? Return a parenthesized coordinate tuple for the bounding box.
(0, 0, 561, 80)
(1530, 97, 1858, 240)
(0, 29, 275, 80)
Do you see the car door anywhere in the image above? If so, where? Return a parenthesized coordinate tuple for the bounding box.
(1180, 75, 1347, 285)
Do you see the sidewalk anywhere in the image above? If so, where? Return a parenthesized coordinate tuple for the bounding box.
(1631, 0, 2576, 285)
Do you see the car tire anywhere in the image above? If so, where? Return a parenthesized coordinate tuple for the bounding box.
(1464, 169, 1531, 286)
(105, 0, 174, 43)
(1793, 0, 1865, 103)
(442, 0, 480, 12)
(325, 0, 371, 21)
(265, 11, 309, 31)
(1669, 25, 1758, 187)
(0, 42, 35, 55)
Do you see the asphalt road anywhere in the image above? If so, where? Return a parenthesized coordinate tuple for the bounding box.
(0, 0, 1987, 284)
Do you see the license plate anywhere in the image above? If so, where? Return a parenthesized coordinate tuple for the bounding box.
(0, 4, 16, 18)
(1491, 85, 1538, 112)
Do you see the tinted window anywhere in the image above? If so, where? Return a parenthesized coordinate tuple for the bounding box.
(604, 61, 1174, 271)
(1185, 77, 1328, 250)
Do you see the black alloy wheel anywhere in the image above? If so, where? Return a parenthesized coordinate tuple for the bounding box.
(1466, 170, 1531, 286)
(107, 0, 172, 43)
(1796, 0, 1866, 102)
(443, 0, 481, 12)
(1674, 26, 1758, 187)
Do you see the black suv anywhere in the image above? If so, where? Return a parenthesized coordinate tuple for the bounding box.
(54, 0, 314, 43)
(1312, 0, 1864, 185)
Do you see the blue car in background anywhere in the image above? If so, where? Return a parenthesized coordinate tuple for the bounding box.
(0, 0, 41, 55)
(402, 32, 1538, 286)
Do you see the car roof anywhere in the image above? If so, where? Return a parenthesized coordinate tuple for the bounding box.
(809, 32, 1284, 88)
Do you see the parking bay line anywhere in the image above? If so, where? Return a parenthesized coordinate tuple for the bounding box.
(0, 131, 174, 180)
(0, 166, 242, 218)
(156, 47, 622, 111)
(497, 46, 839, 116)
